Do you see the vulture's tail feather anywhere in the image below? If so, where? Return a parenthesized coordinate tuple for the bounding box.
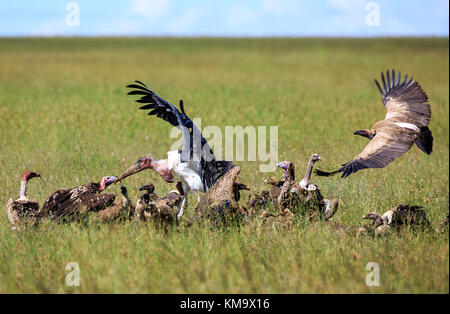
(314, 169, 341, 177)
(415, 126, 433, 155)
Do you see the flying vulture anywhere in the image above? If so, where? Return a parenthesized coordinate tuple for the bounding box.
(6, 171, 41, 230)
(316, 70, 433, 178)
(116, 81, 232, 219)
(41, 176, 116, 221)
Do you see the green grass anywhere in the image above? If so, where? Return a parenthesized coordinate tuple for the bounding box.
(0, 37, 448, 293)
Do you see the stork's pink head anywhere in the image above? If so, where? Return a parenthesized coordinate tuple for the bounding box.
(21, 171, 41, 182)
(115, 155, 154, 183)
(99, 176, 117, 191)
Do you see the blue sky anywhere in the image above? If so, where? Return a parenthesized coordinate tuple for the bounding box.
(0, 0, 448, 37)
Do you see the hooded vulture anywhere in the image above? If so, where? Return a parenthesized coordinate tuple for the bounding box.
(6, 171, 41, 230)
(316, 70, 433, 178)
(116, 81, 232, 219)
(40, 176, 116, 221)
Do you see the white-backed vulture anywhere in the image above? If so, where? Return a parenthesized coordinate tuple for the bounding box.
(40, 176, 116, 221)
(134, 183, 160, 221)
(193, 165, 249, 225)
(363, 204, 431, 235)
(316, 70, 433, 178)
(299, 153, 321, 189)
(116, 81, 233, 219)
(95, 186, 134, 222)
(146, 181, 185, 232)
(6, 171, 41, 230)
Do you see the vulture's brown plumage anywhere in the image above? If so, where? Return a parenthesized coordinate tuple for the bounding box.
(363, 204, 431, 235)
(193, 165, 249, 225)
(145, 181, 185, 232)
(6, 171, 41, 230)
(316, 70, 433, 178)
(40, 176, 116, 221)
(95, 186, 134, 223)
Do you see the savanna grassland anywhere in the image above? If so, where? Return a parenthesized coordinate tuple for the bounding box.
(0, 37, 448, 293)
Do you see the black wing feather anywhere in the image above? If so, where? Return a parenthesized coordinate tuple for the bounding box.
(374, 69, 428, 106)
(127, 81, 231, 191)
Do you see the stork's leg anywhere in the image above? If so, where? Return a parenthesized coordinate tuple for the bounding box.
(194, 189, 200, 203)
(177, 187, 190, 220)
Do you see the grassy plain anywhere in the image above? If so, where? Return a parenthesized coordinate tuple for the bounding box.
(0, 37, 448, 293)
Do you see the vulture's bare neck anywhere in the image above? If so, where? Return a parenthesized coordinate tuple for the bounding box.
(19, 180, 28, 200)
(301, 158, 315, 187)
(121, 192, 130, 208)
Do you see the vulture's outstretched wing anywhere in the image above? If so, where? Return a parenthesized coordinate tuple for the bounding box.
(375, 69, 431, 127)
(127, 81, 232, 191)
(315, 126, 415, 178)
(43, 185, 116, 221)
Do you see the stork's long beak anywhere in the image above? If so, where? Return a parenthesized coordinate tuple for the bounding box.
(115, 162, 143, 183)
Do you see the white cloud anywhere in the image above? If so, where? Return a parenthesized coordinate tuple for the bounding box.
(29, 18, 70, 36)
(130, 0, 170, 21)
(169, 9, 201, 34)
(262, 0, 300, 14)
(226, 6, 258, 27)
(95, 19, 142, 36)
(329, 0, 365, 11)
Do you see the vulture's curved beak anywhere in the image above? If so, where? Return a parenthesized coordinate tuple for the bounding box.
(139, 183, 155, 192)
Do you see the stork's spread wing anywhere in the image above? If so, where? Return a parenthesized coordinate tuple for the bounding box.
(43, 185, 116, 221)
(127, 81, 232, 191)
(316, 126, 415, 178)
(375, 69, 431, 127)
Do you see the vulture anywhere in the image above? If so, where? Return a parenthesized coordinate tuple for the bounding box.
(277, 158, 339, 220)
(146, 181, 185, 232)
(299, 154, 339, 221)
(299, 153, 321, 189)
(259, 208, 295, 229)
(40, 176, 116, 221)
(247, 177, 281, 211)
(193, 165, 249, 226)
(6, 171, 41, 230)
(134, 183, 158, 221)
(139, 183, 159, 202)
(264, 177, 283, 202)
(316, 70, 433, 178)
(95, 186, 135, 223)
(363, 204, 431, 235)
(116, 81, 232, 219)
(276, 160, 303, 208)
